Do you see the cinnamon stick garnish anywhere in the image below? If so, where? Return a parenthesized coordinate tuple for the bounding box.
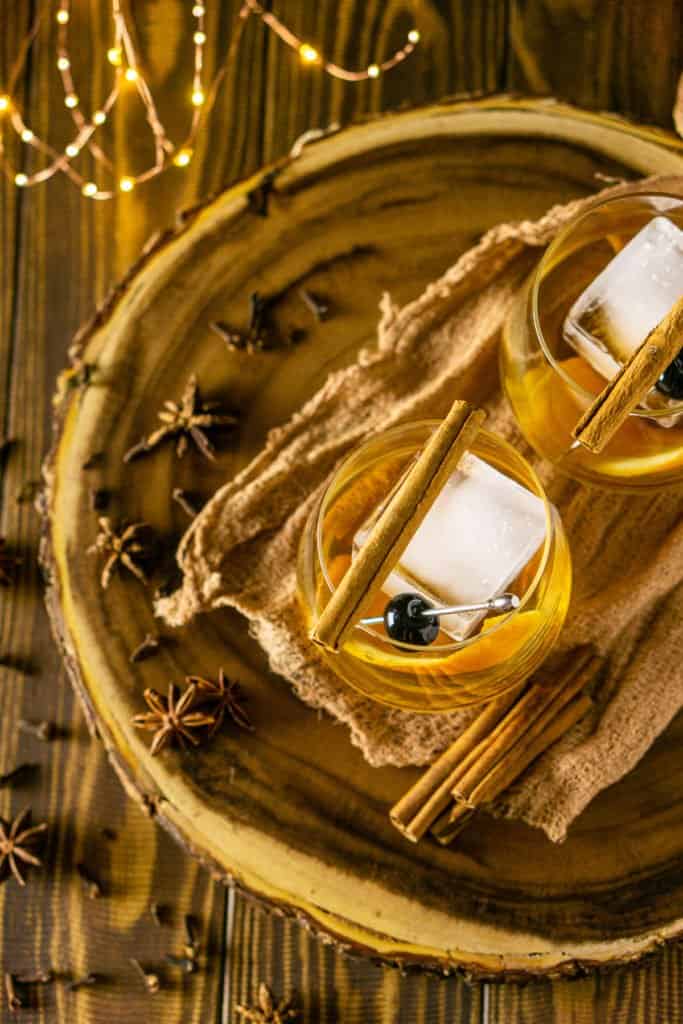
(432, 693, 593, 845)
(388, 646, 599, 843)
(450, 649, 599, 807)
(310, 399, 486, 653)
(572, 295, 683, 454)
(390, 684, 523, 843)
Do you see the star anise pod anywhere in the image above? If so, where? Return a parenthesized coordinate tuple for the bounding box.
(0, 538, 21, 586)
(0, 807, 48, 886)
(132, 683, 216, 756)
(123, 375, 237, 463)
(236, 983, 298, 1023)
(88, 517, 150, 589)
(187, 668, 253, 738)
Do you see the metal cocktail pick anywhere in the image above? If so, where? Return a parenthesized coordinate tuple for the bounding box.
(361, 592, 520, 627)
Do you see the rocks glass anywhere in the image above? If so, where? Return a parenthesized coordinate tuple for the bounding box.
(501, 192, 683, 490)
(297, 421, 571, 712)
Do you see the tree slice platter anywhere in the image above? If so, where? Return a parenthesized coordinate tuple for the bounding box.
(42, 98, 683, 979)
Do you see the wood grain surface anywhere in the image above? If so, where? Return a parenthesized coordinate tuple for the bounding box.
(2, 1, 683, 1022)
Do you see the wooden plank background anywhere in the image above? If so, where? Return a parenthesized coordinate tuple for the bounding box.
(0, 1, 682, 1020)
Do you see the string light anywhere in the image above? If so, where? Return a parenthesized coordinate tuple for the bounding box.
(299, 43, 319, 64)
(0, 1, 420, 201)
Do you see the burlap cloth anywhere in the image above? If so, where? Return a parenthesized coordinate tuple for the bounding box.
(157, 174, 683, 843)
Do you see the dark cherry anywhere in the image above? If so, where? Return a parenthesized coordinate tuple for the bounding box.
(656, 349, 683, 400)
(384, 592, 439, 646)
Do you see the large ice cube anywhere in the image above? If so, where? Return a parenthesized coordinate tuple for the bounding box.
(354, 453, 546, 641)
(563, 216, 683, 424)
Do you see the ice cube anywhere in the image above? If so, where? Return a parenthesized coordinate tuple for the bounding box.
(354, 454, 547, 641)
(563, 216, 683, 425)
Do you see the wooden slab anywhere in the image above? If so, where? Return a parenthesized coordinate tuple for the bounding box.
(41, 98, 683, 979)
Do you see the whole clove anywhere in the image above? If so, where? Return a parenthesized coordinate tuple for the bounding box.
(76, 862, 103, 899)
(0, 763, 38, 788)
(18, 719, 55, 742)
(14, 969, 53, 985)
(4, 973, 22, 1012)
(130, 634, 161, 665)
(299, 287, 330, 322)
(129, 958, 160, 994)
(67, 973, 99, 992)
(172, 488, 200, 518)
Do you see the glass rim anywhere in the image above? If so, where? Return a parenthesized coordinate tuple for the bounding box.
(531, 189, 683, 418)
(314, 420, 555, 655)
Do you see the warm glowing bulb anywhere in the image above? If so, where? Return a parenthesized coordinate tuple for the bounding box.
(14, 173, 28, 187)
(192, 4, 205, 15)
(173, 148, 193, 167)
(124, 67, 139, 82)
(193, 30, 206, 44)
(64, 93, 79, 108)
(21, 128, 34, 142)
(408, 29, 420, 43)
(0, 95, 10, 113)
(107, 47, 122, 66)
(367, 63, 380, 78)
(299, 43, 319, 63)
(56, 9, 70, 24)
(119, 176, 134, 192)
(57, 57, 70, 71)
(65, 143, 79, 157)
(82, 181, 98, 197)
(191, 89, 205, 106)
(93, 110, 106, 125)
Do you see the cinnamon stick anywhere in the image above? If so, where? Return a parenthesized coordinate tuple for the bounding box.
(310, 400, 486, 652)
(389, 684, 523, 842)
(432, 693, 593, 845)
(572, 295, 683, 454)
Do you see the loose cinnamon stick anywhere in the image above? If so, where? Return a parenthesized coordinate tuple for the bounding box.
(310, 400, 486, 652)
(389, 684, 523, 842)
(572, 295, 683, 454)
(432, 693, 593, 845)
(450, 649, 599, 806)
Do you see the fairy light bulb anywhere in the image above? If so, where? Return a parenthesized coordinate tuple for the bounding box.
(192, 4, 205, 15)
(107, 47, 123, 66)
(299, 43, 319, 63)
(93, 110, 107, 125)
(56, 9, 69, 24)
(124, 67, 139, 82)
(408, 29, 420, 43)
(173, 148, 193, 167)
(119, 176, 134, 192)
(65, 143, 79, 157)
(57, 57, 70, 71)
(193, 30, 206, 44)
(81, 181, 97, 197)
(191, 88, 205, 106)
(367, 63, 380, 78)
(21, 128, 34, 142)
(64, 93, 79, 109)
(14, 172, 28, 186)
(0, 96, 10, 113)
